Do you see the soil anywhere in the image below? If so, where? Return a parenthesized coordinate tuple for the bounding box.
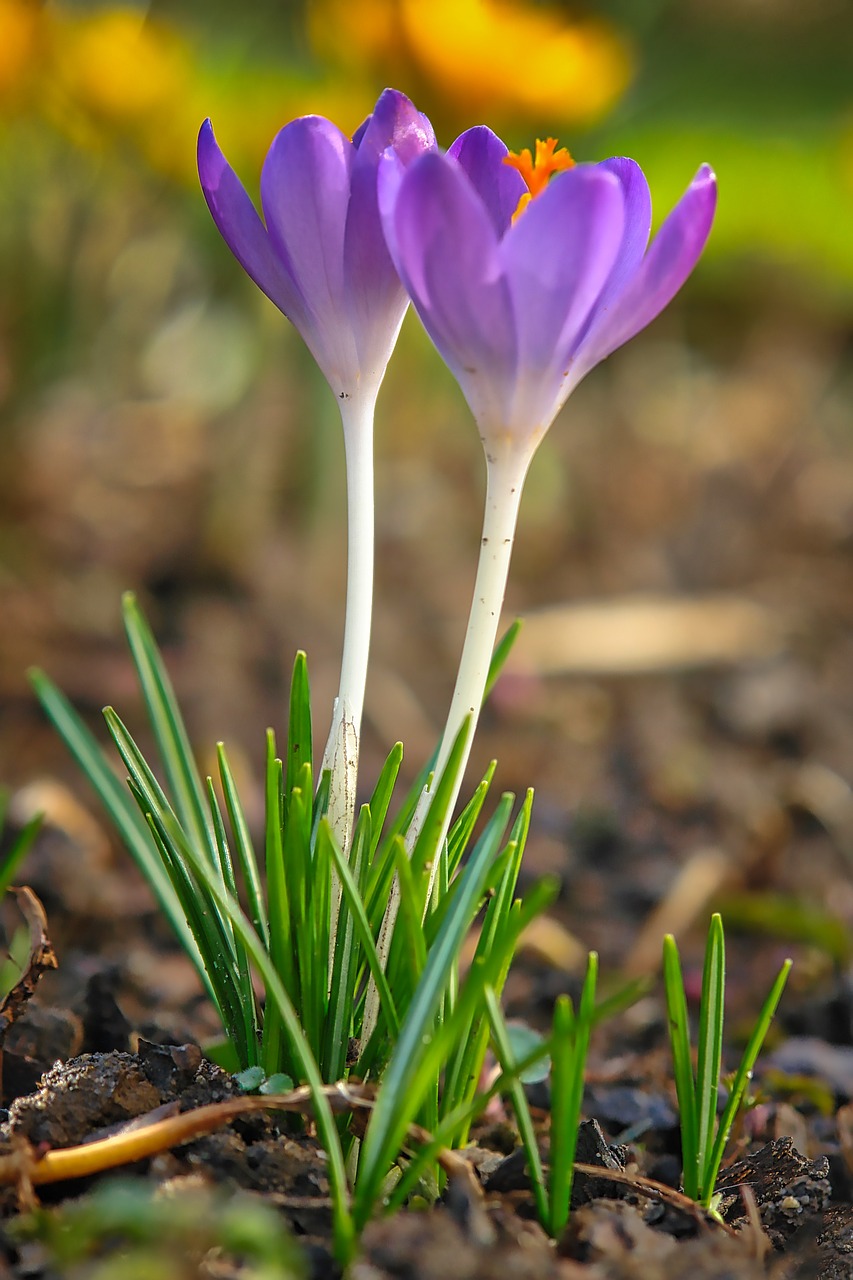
(0, 292, 852, 1276)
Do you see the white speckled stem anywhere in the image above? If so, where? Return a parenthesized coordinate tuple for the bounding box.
(421, 445, 530, 844)
(363, 443, 531, 1043)
(321, 391, 376, 971)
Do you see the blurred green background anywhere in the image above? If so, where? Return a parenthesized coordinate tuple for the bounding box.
(1, 0, 852, 904)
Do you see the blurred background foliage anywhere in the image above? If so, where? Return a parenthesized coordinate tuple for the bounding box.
(0, 0, 851, 827)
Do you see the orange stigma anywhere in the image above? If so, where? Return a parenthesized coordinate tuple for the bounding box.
(503, 137, 575, 221)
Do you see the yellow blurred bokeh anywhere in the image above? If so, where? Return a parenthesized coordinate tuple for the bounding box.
(308, 0, 632, 135)
(0, 0, 632, 184)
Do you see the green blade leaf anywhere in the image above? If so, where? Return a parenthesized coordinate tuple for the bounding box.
(217, 742, 268, 947)
(695, 914, 725, 1200)
(354, 793, 514, 1227)
(484, 618, 523, 700)
(704, 957, 792, 1206)
(206, 777, 259, 1063)
(663, 932, 699, 1200)
(549, 952, 598, 1238)
(286, 652, 313, 797)
(485, 986, 549, 1227)
(366, 743, 404, 865)
(121, 593, 216, 868)
(262, 731, 291, 1071)
(28, 669, 202, 978)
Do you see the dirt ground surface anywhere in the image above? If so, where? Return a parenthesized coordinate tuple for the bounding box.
(0, 287, 851, 1276)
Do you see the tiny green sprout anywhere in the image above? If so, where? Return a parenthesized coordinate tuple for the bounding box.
(663, 912, 792, 1208)
(485, 952, 600, 1238)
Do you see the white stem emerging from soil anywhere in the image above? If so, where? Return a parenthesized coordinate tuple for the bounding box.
(362, 442, 531, 1043)
(321, 390, 376, 962)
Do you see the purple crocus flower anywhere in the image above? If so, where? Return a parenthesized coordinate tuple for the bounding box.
(198, 90, 435, 865)
(198, 88, 435, 399)
(379, 126, 716, 456)
(373, 127, 716, 923)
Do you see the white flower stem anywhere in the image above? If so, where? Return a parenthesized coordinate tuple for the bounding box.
(362, 442, 531, 1044)
(321, 390, 376, 964)
(418, 444, 530, 845)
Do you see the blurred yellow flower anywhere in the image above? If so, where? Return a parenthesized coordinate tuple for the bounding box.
(0, 2, 376, 183)
(53, 8, 190, 126)
(0, 0, 630, 185)
(0, 0, 42, 103)
(309, 0, 632, 133)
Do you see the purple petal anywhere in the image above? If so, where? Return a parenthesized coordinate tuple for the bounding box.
(260, 117, 354, 334)
(449, 126, 527, 240)
(345, 90, 435, 371)
(197, 120, 301, 321)
(578, 163, 717, 368)
(383, 150, 517, 426)
(582, 158, 651, 321)
(357, 87, 436, 165)
(377, 148, 407, 273)
(501, 165, 625, 397)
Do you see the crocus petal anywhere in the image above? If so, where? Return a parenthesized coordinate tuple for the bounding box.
(577, 163, 717, 369)
(582, 157, 651, 322)
(500, 164, 624, 430)
(344, 90, 435, 379)
(261, 118, 352, 320)
(197, 120, 302, 322)
(449, 126, 526, 239)
(380, 149, 517, 432)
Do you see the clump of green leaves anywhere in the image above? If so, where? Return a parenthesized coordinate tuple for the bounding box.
(663, 912, 792, 1208)
(30, 595, 552, 1260)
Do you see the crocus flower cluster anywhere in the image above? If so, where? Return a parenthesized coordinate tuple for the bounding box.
(198, 89, 716, 924)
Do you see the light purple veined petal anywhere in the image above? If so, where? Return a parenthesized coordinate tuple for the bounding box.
(573, 158, 651, 339)
(449, 126, 526, 240)
(499, 165, 624, 430)
(344, 90, 435, 378)
(260, 117, 354, 338)
(381, 150, 517, 430)
(197, 120, 303, 322)
(576, 163, 717, 370)
(377, 148, 407, 273)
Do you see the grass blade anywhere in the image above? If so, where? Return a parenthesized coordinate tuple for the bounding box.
(206, 777, 259, 1063)
(286, 652, 313, 796)
(366, 743, 403, 864)
(704, 957, 792, 1204)
(484, 619, 523, 700)
(262, 731, 290, 1072)
(28, 669, 201, 974)
(549, 952, 598, 1238)
(663, 932, 699, 1200)
(121, 593, 215, 868)
(325, 824, 401, 1044)
(695, 914, 725, 1201)
(217, 743, 268, 947)
(354, 793, 514, 1227)
(485, 986, 549, 1226)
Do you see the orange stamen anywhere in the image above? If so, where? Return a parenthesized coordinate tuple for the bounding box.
(503, 137, 575, 222)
